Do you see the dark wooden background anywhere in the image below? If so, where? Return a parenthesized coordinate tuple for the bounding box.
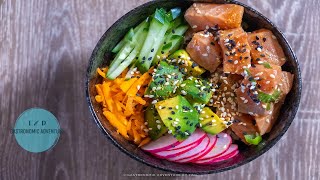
(1, 0, 319, 179)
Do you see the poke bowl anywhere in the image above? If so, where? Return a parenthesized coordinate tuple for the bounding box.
(86, 0, 301, 174)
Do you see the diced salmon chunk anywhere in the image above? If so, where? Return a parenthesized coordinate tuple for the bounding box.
(248, 29, 286, 66)
(186, 31, 222, 72)
(254, 71, 294, 135)
(230, 114, 259, 144)
(185, 3, 244, 31)
(236, 64, 282, 115)
(219, 27, 251, 74)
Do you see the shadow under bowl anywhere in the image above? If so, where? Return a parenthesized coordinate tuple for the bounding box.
(85, 0, 302, 174)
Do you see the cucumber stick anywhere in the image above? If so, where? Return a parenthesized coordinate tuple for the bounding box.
(136, 15, 170, 73)
(107, 20, 149, 76)
(155, 25, 188, 61)
(112, 19, 148, 53)
(107, 28, 148, 79)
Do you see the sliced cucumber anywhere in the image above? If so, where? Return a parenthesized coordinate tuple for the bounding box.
(111, 19, 147, 53)
(107, 28, 148, 79)
(107, 20, 149, 76)
(155, 25, 188, 62)
(136, 9, 171, 73)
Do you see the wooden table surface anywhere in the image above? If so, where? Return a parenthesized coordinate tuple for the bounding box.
(1, 0, 319, 179)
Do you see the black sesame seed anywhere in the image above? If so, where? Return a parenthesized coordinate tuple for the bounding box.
(256, 36, 260, 40)
(263, 37, 267, 42)
(168, 107, 172, 110)
(142, 56, 146, 60)
(148, 57, 152, 61)
(260, 54, 266, 57)
(191, 62, 197, 68)
(171, 111, 175, 115)
(183, 117, 188, 119)
(244, 56, 249, 59)
(228, 59, 233, 63)
(172, 29, 175, 34)
(210, 42, 215, 46)
(161, 51, 164, 54)
(168, 117, 172, 120)
(151, 48, 154, 52)
(256, 58, 261, 61)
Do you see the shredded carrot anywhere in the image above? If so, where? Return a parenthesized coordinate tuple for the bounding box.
(97, 68, 106, 78)
(120, 78, 138, 92)
(138, 138, 151, 147)
(94, 67, 151, 146)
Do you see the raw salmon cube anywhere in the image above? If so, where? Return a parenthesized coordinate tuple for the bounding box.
(254, 71, 293, 135)
(230, 114, 259, 144)
(236, 64, 282, 115)
(248, 29, 286, 66)
(186, 31, 222, 72)
(219, 27, 251, 74)
(185, 3, 244, 31)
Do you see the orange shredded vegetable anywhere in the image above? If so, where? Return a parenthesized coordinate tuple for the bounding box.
(94, 67, 152, 145)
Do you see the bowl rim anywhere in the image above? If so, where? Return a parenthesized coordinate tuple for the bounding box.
(85, 0, 302, 174)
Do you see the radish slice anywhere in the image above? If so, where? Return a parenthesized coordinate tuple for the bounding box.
(196, 133, 232, 161)
(177, 134, 217, 163)
(153, 139, 200, 158)
(141, 134, 180, 153)
(194, 144, 238, 164)
(167, 136, 210, 162)
(170, 129, 206, 150)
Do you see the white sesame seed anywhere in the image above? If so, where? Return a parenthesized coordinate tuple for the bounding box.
(156, 120, 161, 124)
(148, 128, 152, 130)
(256, 72, 264, 76)
(137, 85, 141, 90)
(181, 90, 187, 95)
(151, 100, 157, 104)
(270, 74, 275, 79)
(164, 82, 170, 86)
(157, 125, 161, 130)
(257, 61, 263, 64)
(257, 47, 262, 52)
(244, 99, 248, 103)
(175, 105, 179, 109)
(185, 132, 189, 136)
(240, 97, 245, 101)
(192, 25, 198, 29)
(168, 130, 172, 134)
(266, 118, 270, 123)
(272, 35, 277, 39)
(234, 60, 239, 64)
(202, 53, 208, 57)
(266, 81, 270, 84)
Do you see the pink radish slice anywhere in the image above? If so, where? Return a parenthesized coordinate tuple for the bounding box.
(167, 136, 210, 162)
(153, 139, 200, 158)
(141, 134, 181, 153)
(169, 129, 206, 150)
(194, 144, 238, 164)
(210, 150, 239, 163)
(196, 133, 232, 161)
(176, 134, 217, 163)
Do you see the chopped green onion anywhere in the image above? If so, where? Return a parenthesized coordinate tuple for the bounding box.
(262, 62, 272, 69)
(258, 89, 281, 103)
(244, 134, 262, 145)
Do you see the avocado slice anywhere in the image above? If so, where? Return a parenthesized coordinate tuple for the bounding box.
(200, 107, 227, 135)
(168, 50, 206, 77)
(145, 104, 167, 140)
(145, 61, 184, 99)
(155, 95, 199, 140)
(179, 77, 213, 104)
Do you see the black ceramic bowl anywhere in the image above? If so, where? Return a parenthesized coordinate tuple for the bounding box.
(86, 0, 301, 174)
